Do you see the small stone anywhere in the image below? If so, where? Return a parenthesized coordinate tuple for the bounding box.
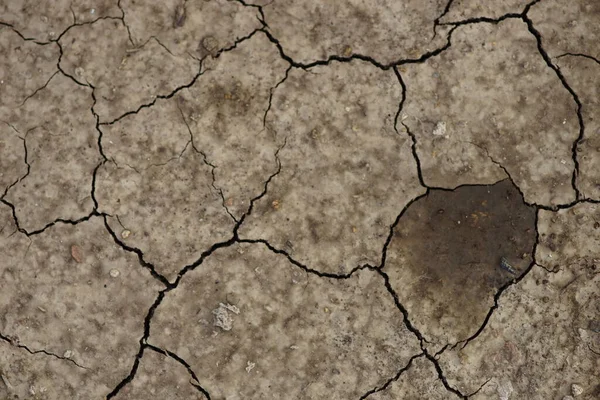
(70, 245, 83, 263)
(90, 8, 95, 14)
(121, 229, 131, 239)
(571, 383, 584, 396)
(63, 350, 73, 359)
(342, 46, 352, 57)
(109, 269, 120, 278)
(272, 199, 280, 210)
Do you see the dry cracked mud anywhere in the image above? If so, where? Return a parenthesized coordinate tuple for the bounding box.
(0, 0, 599, 399)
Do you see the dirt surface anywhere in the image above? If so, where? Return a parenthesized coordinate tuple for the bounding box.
(0, 0, 599, 399)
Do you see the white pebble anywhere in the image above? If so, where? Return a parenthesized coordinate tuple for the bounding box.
(63, 350, 73, 359)
(109, 269, 120, 278)
(571, 383, 584, 396)
(433, 121, 447, 136)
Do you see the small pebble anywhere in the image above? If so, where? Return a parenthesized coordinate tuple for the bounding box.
(71, 245, 83, 263)
(109, 269, 120, 278)
(121, 229, 131, 239)
(90, 8, 95, 14)
(63, 350, 73, 359)
(571, 383, 584, 396)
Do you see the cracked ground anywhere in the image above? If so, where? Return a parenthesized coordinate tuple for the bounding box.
(0, 0, 599, 398)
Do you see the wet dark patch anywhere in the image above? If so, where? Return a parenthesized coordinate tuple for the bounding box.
(385, 179, 536, 342)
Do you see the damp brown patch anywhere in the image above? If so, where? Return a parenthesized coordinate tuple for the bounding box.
(384, 179, 537, 349)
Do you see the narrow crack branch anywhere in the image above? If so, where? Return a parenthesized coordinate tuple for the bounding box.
(359, 353, 425, 399)
(451, 209, 540, 351)
(237, 238, 370, 279)
(0, 333, 88, 369)
(146, 344, 212, 399)
(0, 198, 101, 236)
(263, 65, 292, 128)
(20, 71, 59, 106)
(557, 52, 600, 66)
(178, 104, 237, 222)
(99, 60, 204, 126)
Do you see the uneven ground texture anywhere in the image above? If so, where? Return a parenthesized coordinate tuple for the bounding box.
(0, 0, 599, 399)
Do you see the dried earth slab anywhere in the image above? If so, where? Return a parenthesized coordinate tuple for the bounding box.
(364, 356, 459, 399)
(0, 0, 120, 42)
(240, 60, 424, 274)
(439, 0, 531, 23)
(177, 32, 289, 220)
(121, 0, 261, 58)
(59, 18, 198, 122)
(438, 203, 600, 399)
(384, 180, 537, 351)
(400, 19, 579, 206)
(555, 55, 600, 200)
(96, 145, 235, 282)
(529, 0, 600, 59)
(149, 243, 421, 399)
(0, 26, 59, 113)
(2, 73, 100, 232)
(263, 0, 449, 64)
(0, 205, 163, 398)
(112, 347, 207, 400)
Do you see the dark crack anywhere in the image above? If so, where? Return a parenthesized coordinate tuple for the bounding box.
(117, 0, 135, 46)
(522, 14, 584, 201)
(229, 0, 268, 28)
(260, 26, 457, 71)
(263, 65, 292, 128)
(106, 290, 166, 399)
(557, 52, 600, 66)
(99, 27, 264, 126)
(358, 353, 425, 399)
(423, 353, 468, 399)
(374, 265, 467, 397)
(0, 198, 101, 236)
(0, 123, 31, 200)
(146, 344, 212, 399)
(433, 0, 455, 38)
(238, 238, 370, 279)
(98, 60, 204, 126)
(20, 71, 59, 105)
(438, 0, 541, 26)
(0, 333, 88, 370)
(391, 67, 427, 189)
(102, 215, 171, 287)
(177, 104, 238, 223)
